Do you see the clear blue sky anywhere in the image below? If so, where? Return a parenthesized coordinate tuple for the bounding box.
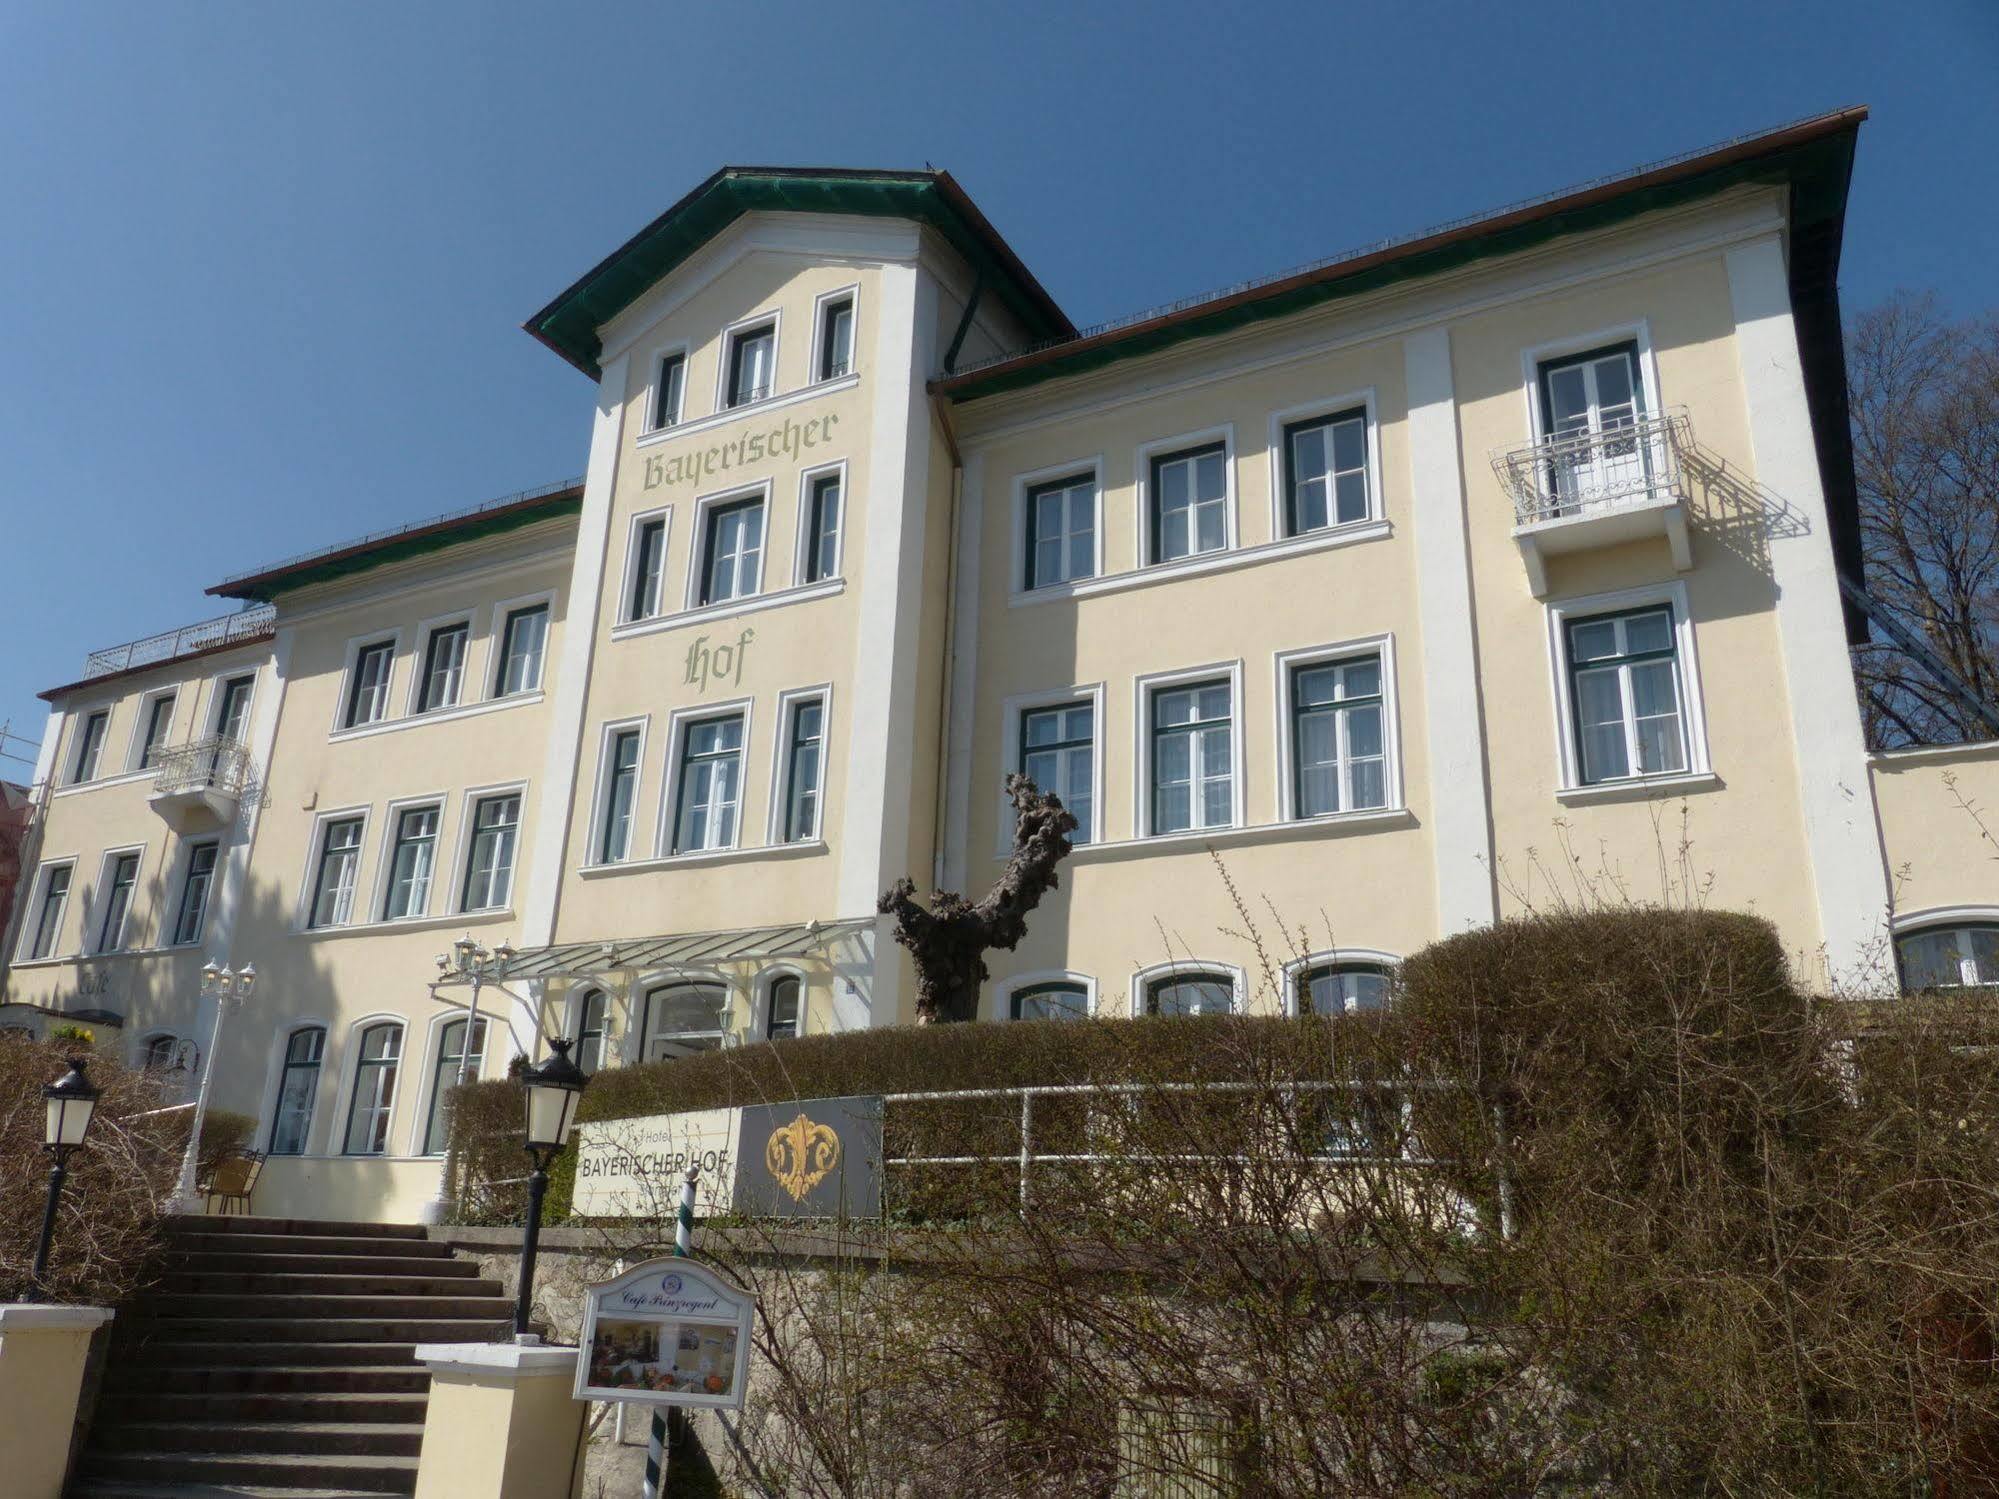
(2, 0, 1994, 756)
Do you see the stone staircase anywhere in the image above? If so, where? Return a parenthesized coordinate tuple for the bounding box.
(72, 1216, 513, 1499)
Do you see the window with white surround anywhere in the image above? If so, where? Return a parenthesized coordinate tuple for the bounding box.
(672, 713, 745, 854)
(641, 982, 728, 1060)
(1296, 961, 1396, 1015)
(571, 990, 608, 1075)
(414, 622, 469, 713)
(1546, 584, 1708, 794)
(70, 711, 108, 784)
(460, 793, 521, 911)
(142, 1034, 179, 1074)
(342, 1022, 402, 1155)
(779, 696, 825, 844)
(136, 691, 177, 770)
(597, 726, 644, 863)
(214, 674, 255, 742)
(22, 863, 73, 960)
(626, 515, 669, 622)
(269, 1026, 324, 1155)
(1288, 653, 1387, 817)
(95, 851, 140, 953)
(1025, 472, 1097, 589)
(1896, 923, 1999, 991)
(494, 603, 549, 697)
(308, 816, 365, 928)
(1536, 340, 1647, 511)
(1149, 678, 1234, 835)
(1009, 980, 1089, 1022)
(381, 804, 441, 920)
(421, 1016, 487, 1155)
(766, 974, 802, 1040)
(802, 471, 842, 584)
(344, 641, 396, 728)
(170, 841, 219, 946)
(1020, 700, 1095, 843)
(1147, 441, 1229, 564)
(1144, 970, 1235, 1017)
(725, 320, 776, 408)
(698, 495, 764, 606)
(817, 295, 854, 381)
(1281, 407, 1372, 535)
(651, 350, 687, 430)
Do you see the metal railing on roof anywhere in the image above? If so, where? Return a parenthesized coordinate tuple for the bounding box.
(81, 605, 277, 681)
(212, 475, 585, 592)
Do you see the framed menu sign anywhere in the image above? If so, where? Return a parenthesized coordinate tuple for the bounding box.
(574, 1258, 756, 1409)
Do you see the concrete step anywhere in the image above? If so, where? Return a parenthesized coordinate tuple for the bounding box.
(166, 1217, 433, 1241)
(165, 1233, 457, 1261)
(116, 1339, 424, 1368)
(147, 1315, 506, 1344)
(103, 1363, 430, 1395)
(93, 1420, 425, 1459)
(165, 1252, 481, 1278)
(75, 1483, 392, 1499)
(98, 1389, 430, 1425)
(80, 1451, 418, 1496)
(152, 1284, 507, 1311)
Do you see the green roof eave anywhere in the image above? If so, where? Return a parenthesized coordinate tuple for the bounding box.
(525, 168, 1076, 379)
(935, 110, 1865, 404)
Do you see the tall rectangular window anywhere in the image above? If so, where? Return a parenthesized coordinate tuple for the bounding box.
(627, 517, 668, 621)
(818, 297, 854, 380)
(422, 1017, 487, 1156)
(382, 805, 441, 920)
(215, 675, 255, 742)
(344, 641, 395, 728)
(1291, 656, 1387, 817)
(1283, 409, 1370, 534)
(598, 729, 642, 862)
(26, 865, 72, 960)
(1566, 606, 1686, 785)
(461, 793, 521, 911)
(170, 841, 219, 946)
(1025, 474, 1096, 589)
(673, 714, 744, 853)
(342, 1022, 402, 1156)
(1538, 341, 1647, 511)
(804, 474, 841, 584)
(495, 604, 549, 696)
(1020, 702, 1094, 843)
(726, 322, 775, 408)
(1151, 681, 1233, 834)
(699, 498, 764, 606)
(415, 623, 468, 713)
(1149, 443, 1227, 563)
(97, 852, 140, 953)
(138, 693, 177, 769)
(767, 976, 802, 1040)
(269, 1026, 325, 1155)
(71, 711, 108, 784)
(308, 817, 364, 928)
(572, 991, 608, 1076)
(652, 351, 686, 430)
(781, 698, 825, 843)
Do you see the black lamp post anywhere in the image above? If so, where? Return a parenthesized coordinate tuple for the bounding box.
(30, 1058, 101, 1301)
(514, 1038, 587, 1341)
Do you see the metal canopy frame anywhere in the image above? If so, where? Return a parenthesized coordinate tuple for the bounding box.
(432, 916, 874, 989)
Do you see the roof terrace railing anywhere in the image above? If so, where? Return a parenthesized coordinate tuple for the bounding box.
(81, 605, 277, 682)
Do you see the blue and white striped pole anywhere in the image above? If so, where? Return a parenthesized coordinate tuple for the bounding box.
(643, 1167, 699, 1499)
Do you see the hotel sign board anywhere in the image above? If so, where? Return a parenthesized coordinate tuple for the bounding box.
(575, 1258, 755, 1409)
(571, 1108, 740, 1219)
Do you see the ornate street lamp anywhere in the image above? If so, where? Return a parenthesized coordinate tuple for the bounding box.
(513, 1038, 587, 1341)
(420, 935, 514, 1225)
(29, 1058, 101, 1300)
(172, 962, 256, 1213)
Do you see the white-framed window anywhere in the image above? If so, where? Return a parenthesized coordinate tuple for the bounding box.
(593, 721, 647, 864)
(20, 862, 74, 961)
(213, 673, 256, 742)
(133, 689, 177, 771)
(759, 969, 805, 1041)
(412, 619, 470, 714)
(379, 802, 443, 921)
(1022, 701, 1096, 844)
(813, 287, 856, 381)
(168, 839, 219, 947)
(768, 689, 828, 845)
(419, 1015, 488, 1156)
(721, 315, 779, 409)
(797, 464, 845, 585)
(140, 1032, 181, 1075)
(1137, 663, 1243, 837)
(1272, 393, 1379, 537)
(1544, 582, 1709, 793)
(1896, 921, 1999, 991)
(1519, 324, 1664, 516)
(1024, 471, 1098, 590)
(668, 710, 747, 855)
(1138, 427, 1234, 566)
(1275, 637, 1400, 821)
(69, 710, 109, 784)
(305, 813, 367, 929)
(459, 790, 522, 912)
(649, 347, 689, 431)
(342, 1020, 403, 1156)
(92, 848, 143, 954)
(1132, 962, 1240, 1018)
(996, 971, 1095, 1022)
(492, 599, 551, 697)
(268, 1025, 325, 1155)
(342, 638, 398, 729)
(569, 989, 609, 1075)
(624, 508, 672, 623)
(692, 487, 766, 607)
(639, 981, 729, 1061)
(1288, 953, 1400, 1016)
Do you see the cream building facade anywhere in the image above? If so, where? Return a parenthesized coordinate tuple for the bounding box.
(8, 108, 1997, 1221)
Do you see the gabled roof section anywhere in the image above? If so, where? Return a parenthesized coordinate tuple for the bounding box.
(209, 477, 584, 603)
(524, 167, 1076, 378)
(934, 108, 1867, 403)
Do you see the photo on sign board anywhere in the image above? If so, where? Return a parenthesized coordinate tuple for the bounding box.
(587, 1314, 738, 1399)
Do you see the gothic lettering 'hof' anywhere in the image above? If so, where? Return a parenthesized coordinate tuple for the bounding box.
(643, 412, 840, 490)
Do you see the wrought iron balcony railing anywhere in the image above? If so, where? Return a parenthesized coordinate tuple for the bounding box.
(82, 605, 277, 681)
(1491, 408, 1690, 526)
(151, 736, 253, 800)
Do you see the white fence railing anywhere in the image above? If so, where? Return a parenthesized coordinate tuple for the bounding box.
(1491, 408, 1690, 525)
(151, 736, 253, 798)
(83, 605, 276, 680)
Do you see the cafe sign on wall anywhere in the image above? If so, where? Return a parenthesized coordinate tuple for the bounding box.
(575, 1258, 756, 1409)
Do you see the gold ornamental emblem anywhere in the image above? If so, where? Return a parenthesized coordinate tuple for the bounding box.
(764, 1113, 841, 1202)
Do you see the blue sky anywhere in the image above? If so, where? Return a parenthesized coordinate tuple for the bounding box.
(2, 0, 1994, 755)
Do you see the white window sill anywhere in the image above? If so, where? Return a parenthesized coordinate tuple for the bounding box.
(294, 908, 516, 940)
(580, 839, 828, 876)
(634, 372, 860, 448)
(1009, 519, 1391, 608)
(611, 578, 844, 641)
(1009, 807, 1414, 861)
(1555, 771, 1720, 806)
(51, 768, 158, 798)
(330, 692, 544, 744)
